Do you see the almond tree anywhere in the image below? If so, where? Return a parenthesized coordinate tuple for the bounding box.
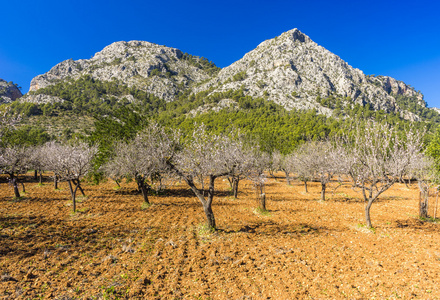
(167, 125, 238, 230)
(0, 146, 31, 198)
(300, 140, 344, 201)
(248, 148, 271, 211)
(343, 121, 424, 228)
(104, 138, 153, 204)
(0, 110, 26, 197)
(29, 145, 46, 185)
(408, 152, 435, 218)
(42, 141, 97, 212)
(224, 136, 254, 199)
(103, 123, 177, 205)
(40, 142, 62, 189)
(272, 150, 294, 185)
(291, 144, 315, 193)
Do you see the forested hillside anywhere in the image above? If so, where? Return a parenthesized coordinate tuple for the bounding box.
(5, 76, 437, 148)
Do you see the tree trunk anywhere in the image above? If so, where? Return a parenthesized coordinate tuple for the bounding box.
(285, 171, 291, 185)
(34, 170, 38, 180)
(39, 171, 43, 185)
(54, 175, 58, 190)
(365, 199, 373, 228)
(137, 176, 150, 204)
(72, 179, 85, 196)
(205, 175, 217, 229)
(227, 176, 233, 189)
(68, 180, 77, 212)
(304, 181, 308, 193)
(269, 171, 276, 180)
(419, 190, 429, 219)
(321, 183, 326, 201)
(11, 176, 20, 198)
(418, 182, 429, 219)
(232, 176, 239, 199)
(167, 162, 221, 230)
(259, 192, 266, 211)
(203, 202, 216, 229)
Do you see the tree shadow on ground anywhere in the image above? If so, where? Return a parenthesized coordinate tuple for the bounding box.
(151, 188, 236, 199)
(219, 222, 340, 237)
(394, 218, 440, 232)
(0, 214, 133, 260)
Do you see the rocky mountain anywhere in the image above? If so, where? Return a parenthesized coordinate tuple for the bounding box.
(28, 41, 219, 102)
(21, 29, 427, 120)
(0, 79, 22, 103)
(195, 29, 424, 119)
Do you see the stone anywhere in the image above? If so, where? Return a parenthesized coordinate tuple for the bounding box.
(0, 79, 22, 103)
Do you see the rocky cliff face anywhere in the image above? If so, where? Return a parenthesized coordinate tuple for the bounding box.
(195, 29, 424, 117)
(24, 29, 426, 119)
(0, 79, 22, 103)
(29, 41, 218, 102)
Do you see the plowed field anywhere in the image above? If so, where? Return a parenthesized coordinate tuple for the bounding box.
(1, 174, 440, 299)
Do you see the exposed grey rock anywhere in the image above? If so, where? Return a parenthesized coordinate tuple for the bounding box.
(19, 93, 64, 104)
(431, 107, 440, 115)
(29, 41, 217, 102)
(188, 98, 239, 116)
(195, 28, 424, 117)
(25, 29, 427, 120)
(0, 79, 22, 103)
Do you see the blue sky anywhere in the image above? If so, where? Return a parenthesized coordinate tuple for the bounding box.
(1, 0, 440, 107)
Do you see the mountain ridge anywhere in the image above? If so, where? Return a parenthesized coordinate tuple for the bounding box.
(194, 29, 424, 119)
(28, 40, 218, 102)
(20, 28, 429, 121)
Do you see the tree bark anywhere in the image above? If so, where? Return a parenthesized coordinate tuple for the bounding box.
(34, 170, 38, 181)
(285, 171, 291, 185)
(167, 162, 224, 230)
(72, 179, 85, 196)
(304, 181, 308, 193)
(11, 176, 20, 198)
(418, 182, 429, 219)
(365, 199, 373, 228)
(54, 175, 58, 190)
(39, 171, 43, 184)
(232, 176, 239, 199)
(419, 191, 429, 219)
(259, 193, 266, 211)
(227, 176, 233, 189)
(205, 175, 216, 228)
(136, 176, 150, 204)
(269, 171, 276, 180)
(68, 180, 78, 212)
(321, 183, 326, 201)
(203, 202, 216, 229)
(141, 182, 150, 204)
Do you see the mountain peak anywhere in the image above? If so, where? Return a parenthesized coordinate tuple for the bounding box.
(194, 28, 423, 117)
(28, 41, 216, 101)
(285, 28, 308, 43)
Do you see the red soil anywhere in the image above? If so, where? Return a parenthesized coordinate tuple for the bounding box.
(1, 174, 440, 299)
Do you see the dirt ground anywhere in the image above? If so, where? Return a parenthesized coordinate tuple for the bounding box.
(1, 173, 440, 299)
